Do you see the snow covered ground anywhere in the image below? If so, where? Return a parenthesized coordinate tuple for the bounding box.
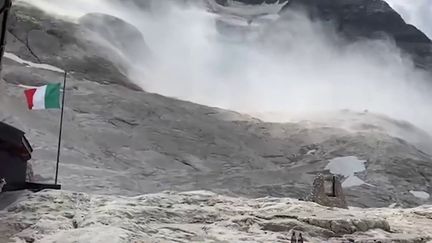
(410, 190, 430, 200)
(1, 190, 432, 243)
(4, 52, 64, 73)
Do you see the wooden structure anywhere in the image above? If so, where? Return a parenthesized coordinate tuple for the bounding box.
(0, 122, 33, 191)
(0, 1, 60, 193)
(0, 122, 61, 192)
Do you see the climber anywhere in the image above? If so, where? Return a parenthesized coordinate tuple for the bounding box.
(291, 231, 296, 242)
(290, 231, 305, 243)
(298, 233, 304, 243)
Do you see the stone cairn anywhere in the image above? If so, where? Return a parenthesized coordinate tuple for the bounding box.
(306, 174, 348, 209)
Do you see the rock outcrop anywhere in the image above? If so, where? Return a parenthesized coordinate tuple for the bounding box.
(6, 3, 143, 90)
(79, 13, 151, 64)
(0, 190, 430, 242)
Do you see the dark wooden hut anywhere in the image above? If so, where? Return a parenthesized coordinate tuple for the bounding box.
(0, 122, 33, 191)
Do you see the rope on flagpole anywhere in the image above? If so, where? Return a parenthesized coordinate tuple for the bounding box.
(55, 71, 67, 185)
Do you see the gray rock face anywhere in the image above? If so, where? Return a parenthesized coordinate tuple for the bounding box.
(0, 190, 431, 242)
(79, 13, 151, 64)
(2, 65, 432, 209)
(6, 3, 141, 90)
(1, 0, 432, 210)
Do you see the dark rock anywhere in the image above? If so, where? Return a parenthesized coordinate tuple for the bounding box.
(226, 0, 432, 70)
(23, 237, 35, 243)
(282, 0, 432, 70)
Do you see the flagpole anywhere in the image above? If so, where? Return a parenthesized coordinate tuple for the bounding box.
(55, 71, 67, 185)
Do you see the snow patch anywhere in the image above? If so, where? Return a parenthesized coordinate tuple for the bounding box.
(342, 175, 366, 188)
(4, 52, 64, 73)
(325, 156, 368, 188)
(410, 190, 430, 200)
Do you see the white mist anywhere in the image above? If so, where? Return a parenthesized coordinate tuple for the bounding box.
(20, 0, 432, 135)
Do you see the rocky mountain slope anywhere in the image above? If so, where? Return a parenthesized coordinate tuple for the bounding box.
(0, 0, 432, 242)
(1, 190, 432, 242)
(0, 0, 431, 210)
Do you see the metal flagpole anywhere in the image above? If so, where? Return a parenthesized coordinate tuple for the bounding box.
(0, 0, 12, 76)
(55, 71, 67, 185)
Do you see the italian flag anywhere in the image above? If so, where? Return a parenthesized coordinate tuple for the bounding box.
(24, 83, 61, 110)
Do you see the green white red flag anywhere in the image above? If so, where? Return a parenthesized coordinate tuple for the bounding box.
(24, 83, 61, 110)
